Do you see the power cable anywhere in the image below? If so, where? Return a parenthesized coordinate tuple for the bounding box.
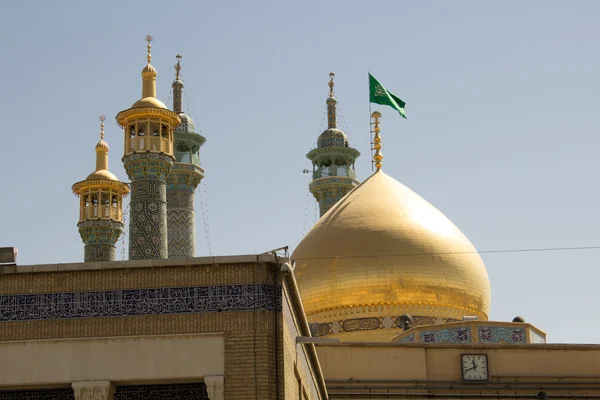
(294, 245, 600, 261)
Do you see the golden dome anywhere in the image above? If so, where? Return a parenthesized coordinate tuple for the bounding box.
(131, 96, 167, 109)
(85, 169, 118, 181)
(292, 170, 491, 341)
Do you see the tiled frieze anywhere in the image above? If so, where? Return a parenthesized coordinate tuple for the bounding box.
(315, 315, 458, 336)
(420, 327, 471, 344)
(0, 284, 282, 322)
(478, 326, 526, 344)
(0, 384, 208, 400)
(393, 322, 538, 344)
(0, 389, 74, 400)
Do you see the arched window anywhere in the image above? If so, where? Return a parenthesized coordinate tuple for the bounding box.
(129, 125, 135, 138)
(150, 122, 160, 136)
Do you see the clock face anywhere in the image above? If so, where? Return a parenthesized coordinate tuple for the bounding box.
(461, 354, 488, 381)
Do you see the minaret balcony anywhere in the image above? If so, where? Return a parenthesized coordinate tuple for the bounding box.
(313, 166, 356, 180)
(126, 135, 172, 154)
(79, 204, 123, 221)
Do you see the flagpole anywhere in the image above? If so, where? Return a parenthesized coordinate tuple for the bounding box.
(369, 73, 374, 172)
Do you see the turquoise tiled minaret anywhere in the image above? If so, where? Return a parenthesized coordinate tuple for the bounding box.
(307, 72, 360, 217)
(116, 36, 181, 260)
(166, 55, 206, 258)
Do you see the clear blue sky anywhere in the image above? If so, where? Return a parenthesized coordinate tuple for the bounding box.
(0, 1, 599, 343)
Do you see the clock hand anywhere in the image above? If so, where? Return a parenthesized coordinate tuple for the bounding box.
(472, 359, 476, 370)
(464, 367, 476, 372)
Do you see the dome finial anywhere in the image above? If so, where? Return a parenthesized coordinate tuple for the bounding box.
(174, 53, 182, 80)
(95, 114, 109, 170)
(99, 114, 106, 140)
(328, 71, 335, 97)
(371, 111, 383, 171)
(140, 35, 158, 98)
(145, 34, 153, 64)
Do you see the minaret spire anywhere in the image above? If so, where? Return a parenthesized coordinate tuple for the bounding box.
(95, 114, 109, 171)
(327, 72, 337, 129)
(175, 53, 182, 80)
(172, 54, 183, 113)
(141, 34, 157, 99)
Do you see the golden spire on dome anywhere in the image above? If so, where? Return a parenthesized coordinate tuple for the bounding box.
(95, 114, 109, 153)
(140, 34, 158, 101)
(141, 34, 157, 80)
(99, 114, 105, 140)
(371, 111, 383, 171)
(146, 34, 153, 64)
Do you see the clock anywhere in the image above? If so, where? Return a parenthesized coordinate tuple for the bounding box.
(461, 354, 488, 381)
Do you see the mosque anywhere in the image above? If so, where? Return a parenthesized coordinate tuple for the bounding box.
(0, 38, 599, 400)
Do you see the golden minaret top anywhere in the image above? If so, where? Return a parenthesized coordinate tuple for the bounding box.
(94, 115, 109, 170)
(122, 34, 169, 111)
(141, 35, 158, 99)
(371, 111, 382, 171)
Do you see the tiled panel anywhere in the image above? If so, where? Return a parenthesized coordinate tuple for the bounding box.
(0, 284, 282, 322)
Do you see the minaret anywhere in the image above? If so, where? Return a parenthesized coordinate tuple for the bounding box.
(307, 72, 361, 217)
(72, 116, 130, 262)
(166, 54, 206, 258)
(116, 36, 181, 260)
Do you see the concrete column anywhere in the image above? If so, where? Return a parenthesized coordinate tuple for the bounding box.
(205, 375, 224, 400)
(72, 381, 115, 400)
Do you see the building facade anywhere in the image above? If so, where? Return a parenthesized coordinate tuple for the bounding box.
(0, 255, 326, 400)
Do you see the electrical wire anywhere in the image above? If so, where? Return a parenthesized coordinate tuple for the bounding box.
(294, 245, 600, 261)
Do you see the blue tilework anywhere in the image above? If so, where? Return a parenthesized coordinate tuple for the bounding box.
(0, 383, 208, 400)
(115, 383, 207, 400)
(420, 327, 471, 344)
(478, 326, 526, 344)
(0, 284, 281, 322)
(397, 333, 415, 343)
(0, 389, 73, 400)
(529, 329, 546, 344)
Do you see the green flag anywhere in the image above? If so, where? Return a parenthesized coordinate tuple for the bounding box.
(369, 73, 407, 119)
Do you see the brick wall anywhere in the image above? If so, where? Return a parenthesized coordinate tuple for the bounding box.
(0, 258, 292, 400)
